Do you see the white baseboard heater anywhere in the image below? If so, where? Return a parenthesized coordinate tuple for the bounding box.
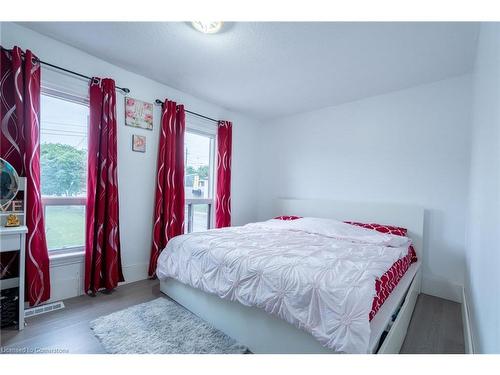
(24, 301, 65, 318)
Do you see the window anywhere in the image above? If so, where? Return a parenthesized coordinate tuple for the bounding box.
(184, 128, 215, 233)
(40, 91, 89, 253)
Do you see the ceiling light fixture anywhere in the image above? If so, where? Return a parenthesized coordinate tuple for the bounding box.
(191, 21, 223, 34)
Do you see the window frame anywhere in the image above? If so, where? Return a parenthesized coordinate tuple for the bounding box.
(184, 120, 217, 233)
(40, 87, 89, 254)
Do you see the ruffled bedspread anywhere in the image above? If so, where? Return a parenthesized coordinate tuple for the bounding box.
(157, 217, 411, 353)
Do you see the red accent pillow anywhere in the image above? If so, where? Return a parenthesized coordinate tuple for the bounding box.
(274, 215, 302, 221)
(344, 221, 408, 237)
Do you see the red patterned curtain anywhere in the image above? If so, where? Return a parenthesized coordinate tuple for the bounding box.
(0, 46, 50, 306)
(148, 100, 185, 277)
(215, 121, 232, 228)
(85, 78, 124, 294)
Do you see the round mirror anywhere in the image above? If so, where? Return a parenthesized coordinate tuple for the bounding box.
(0, 158, 20, 209)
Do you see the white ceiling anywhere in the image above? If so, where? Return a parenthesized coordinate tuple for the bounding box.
(19, 22, 479, 120)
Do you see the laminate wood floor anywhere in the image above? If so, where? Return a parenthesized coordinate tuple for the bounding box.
(400, 293, 464, 354)
(0, 280, 464, 354)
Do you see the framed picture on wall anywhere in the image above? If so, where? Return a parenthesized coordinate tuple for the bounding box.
(125, 97, 153, 130)
(132, 134, 146, 153)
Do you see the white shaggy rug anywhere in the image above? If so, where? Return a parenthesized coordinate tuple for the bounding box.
(90, 298, 248, 354)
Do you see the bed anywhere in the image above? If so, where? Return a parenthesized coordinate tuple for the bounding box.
(158, 198, 424, 354)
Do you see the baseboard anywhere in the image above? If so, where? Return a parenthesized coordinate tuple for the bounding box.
(461, 287, 474, 354)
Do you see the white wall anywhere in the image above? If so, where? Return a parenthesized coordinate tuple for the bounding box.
(258, 75, 473, 302)
(2, 22, 261, 301)
(466, 23, 500, 354)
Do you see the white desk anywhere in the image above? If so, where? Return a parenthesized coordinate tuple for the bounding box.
(1, 225, 28, 330)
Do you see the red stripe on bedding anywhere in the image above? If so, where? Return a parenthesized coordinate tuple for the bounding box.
(273, 215, 302, 221)
(369, 245, 417, 320)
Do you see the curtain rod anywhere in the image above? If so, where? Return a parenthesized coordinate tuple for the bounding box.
(154, 99, 219, 123)
(1, 46, 130, 94)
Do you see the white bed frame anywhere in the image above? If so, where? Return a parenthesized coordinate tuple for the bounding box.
(160, 198, 424, 354)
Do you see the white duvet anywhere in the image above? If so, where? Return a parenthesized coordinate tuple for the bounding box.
(156, 217, 411, 353)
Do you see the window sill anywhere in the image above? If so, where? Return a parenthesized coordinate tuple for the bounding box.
(49, 249, 85, 267)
